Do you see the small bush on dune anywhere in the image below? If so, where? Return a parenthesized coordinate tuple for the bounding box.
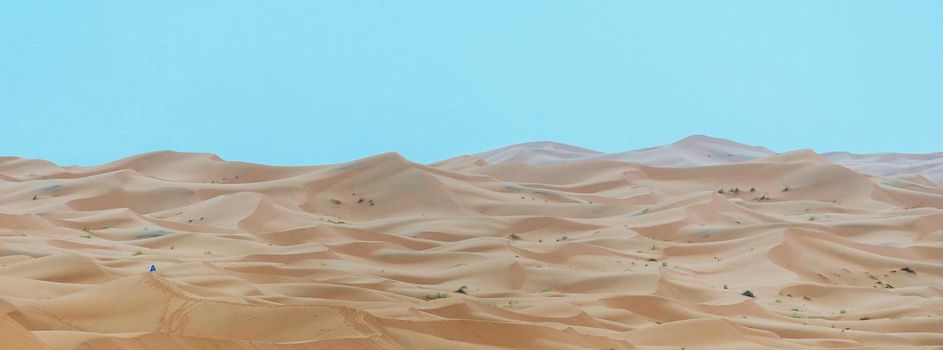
(425, 292, 449, 300)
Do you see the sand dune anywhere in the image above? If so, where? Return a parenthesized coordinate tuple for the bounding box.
(450, 135, 943, 185)
(1, 139, 942, 349)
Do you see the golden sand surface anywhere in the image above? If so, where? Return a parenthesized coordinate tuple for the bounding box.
(1, 139, 941, 349)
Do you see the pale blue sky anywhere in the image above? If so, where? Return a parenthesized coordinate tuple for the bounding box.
(1, 2, 940, 166)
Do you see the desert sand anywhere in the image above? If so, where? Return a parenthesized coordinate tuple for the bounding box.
(1, 136, 941, 350)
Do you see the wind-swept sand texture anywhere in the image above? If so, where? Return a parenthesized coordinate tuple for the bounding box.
(1, 138, 942, 349)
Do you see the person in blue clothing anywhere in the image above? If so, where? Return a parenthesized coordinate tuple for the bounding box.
(149, 264, 157, 272)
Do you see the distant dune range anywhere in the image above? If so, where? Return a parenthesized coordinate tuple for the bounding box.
(0, 136, 941, 349)
(459, 135, 943, 185)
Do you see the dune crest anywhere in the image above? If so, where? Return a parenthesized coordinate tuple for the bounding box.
(1, 141, 942, 349)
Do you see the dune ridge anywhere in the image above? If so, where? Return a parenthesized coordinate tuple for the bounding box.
(1, 138, 942, 349)
(447, 135, 943, 185)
